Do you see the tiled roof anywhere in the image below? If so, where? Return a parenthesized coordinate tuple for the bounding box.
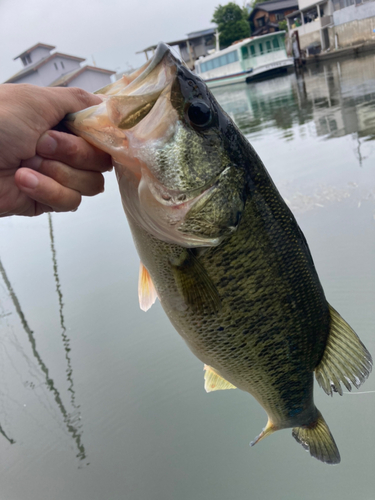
(250, 0, 298, 16)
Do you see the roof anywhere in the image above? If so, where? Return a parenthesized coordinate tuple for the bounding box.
(14, 43, 56, 60)
(249, 0, 298, 17)
(186, 28, 216, 38)
(285, 0, 327, 15)
(49, 65, 115, 87)
(137, 28, 216, 54)
(5, 52, 86, 83)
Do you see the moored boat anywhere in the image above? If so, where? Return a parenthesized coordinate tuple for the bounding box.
(195, 32, 293, 89)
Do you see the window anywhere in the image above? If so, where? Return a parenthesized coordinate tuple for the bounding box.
(259, 43, 264, 54)
(241, 46, 249, 59)
(200, 51, 238, 72)
(275, 12, 284, 20)
(60, 61, 65, 69)
(258, 17, 265, 27)
(54, 62, 58, 70)
(250, 45, 256, 56)
(266, 41, 272, 52)
(272, 37, 280, 49)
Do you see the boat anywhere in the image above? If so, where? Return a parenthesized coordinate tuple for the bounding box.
(194, 32, 293, 89)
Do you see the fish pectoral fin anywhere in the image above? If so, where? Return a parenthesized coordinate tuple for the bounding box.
(138, 262, 158, 312)
(315, 304, 372, 396)
(171, 251, 221, 315)
(250, 419, 278, 446)
(292, 409, 340, 465)
(203, 365, 237, 393)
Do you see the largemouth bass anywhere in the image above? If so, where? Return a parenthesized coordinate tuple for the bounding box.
(66, 43, 372, 464)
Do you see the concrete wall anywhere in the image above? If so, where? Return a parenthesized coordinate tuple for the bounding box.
(299, 0, 320, 10)
(334, 1, 375, 25)
(68, 70, 112, 93)
(299, 29, 322, 48)
(333, 14, 375, 47)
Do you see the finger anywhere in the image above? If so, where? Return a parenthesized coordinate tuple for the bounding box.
(35, 130, 113, 172)
(40, 86, 104, 125)
(21, 156, 105, 196)
(15, 168, 82, 213)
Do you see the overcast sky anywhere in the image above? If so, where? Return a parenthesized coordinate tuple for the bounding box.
(0, 0, 243, 83)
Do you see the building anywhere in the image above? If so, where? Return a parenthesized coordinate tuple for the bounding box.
(5, 43, 115, 92)
(249, 0, 298, 35)
(286, 0, 375, 53)
(136, 28, 217, 69)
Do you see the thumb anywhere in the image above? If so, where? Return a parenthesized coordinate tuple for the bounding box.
(41, 86, 103, 126)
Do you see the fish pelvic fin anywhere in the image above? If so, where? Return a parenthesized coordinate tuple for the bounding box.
(250, 419, 278, 447)
(203, 365, 237, 393)
(315, 304, 372, 396)
(292, 409, 340, 465)
(171, 251, 221, 315)
(138, 262, 158, 312)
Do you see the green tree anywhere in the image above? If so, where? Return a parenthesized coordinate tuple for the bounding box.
(212, 3, 251, 50)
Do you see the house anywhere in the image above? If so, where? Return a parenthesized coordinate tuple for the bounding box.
(5, 43, 115, 92)
(249, 0, 298, 35)
(136, 28, 217, 69)
(286, 0, 375, 53)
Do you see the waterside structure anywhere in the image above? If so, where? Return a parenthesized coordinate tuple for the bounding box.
(286, 0, 375, 55)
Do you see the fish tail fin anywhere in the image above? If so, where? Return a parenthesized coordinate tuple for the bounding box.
(292, 409, 340, 465)
(250, 418, 278, 447)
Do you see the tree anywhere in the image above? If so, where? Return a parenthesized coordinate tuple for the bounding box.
(212, 3, 251, 50)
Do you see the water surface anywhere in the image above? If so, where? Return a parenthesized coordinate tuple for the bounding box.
(0, 54, 374, 500)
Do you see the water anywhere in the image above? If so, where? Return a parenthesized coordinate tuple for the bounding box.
(1, 54, 375, 499)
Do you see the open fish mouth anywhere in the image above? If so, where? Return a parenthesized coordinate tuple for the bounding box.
(65, 43, 242, 247)
(119, 165, 231, 248)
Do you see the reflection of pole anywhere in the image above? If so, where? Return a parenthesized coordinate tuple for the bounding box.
(48, 214, 80, 412)
(0, 422, 15, 444)
(0, 258, 87, 462)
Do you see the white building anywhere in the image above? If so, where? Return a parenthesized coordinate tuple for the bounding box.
(286, 0, 375, 52)
(5, 43, 115, 92)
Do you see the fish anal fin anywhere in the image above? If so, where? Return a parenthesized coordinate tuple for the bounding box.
(203, 365, 236, 393)
(250, 419, 278, 447)
(315, 304, 372, 396)
(292, 409, 340, 465)
(138, 262, 158, 312)
(171, 251, 221, 315)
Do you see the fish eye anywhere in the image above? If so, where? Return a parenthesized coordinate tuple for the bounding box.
(187, 101, 212, 128)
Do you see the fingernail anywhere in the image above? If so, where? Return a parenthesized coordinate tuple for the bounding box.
(21, 155, 43, 170)
(19, 171, 39, 189)
(37, 133, 57, 155)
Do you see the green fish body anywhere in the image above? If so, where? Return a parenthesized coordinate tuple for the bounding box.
(66, 43, 372, 464)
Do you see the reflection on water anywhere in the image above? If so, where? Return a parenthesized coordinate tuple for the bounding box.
(0, 215, 87, 463)
(0, 53, 374, 500)
(213, 55, 375, 141)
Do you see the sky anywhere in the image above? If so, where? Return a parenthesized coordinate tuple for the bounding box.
(0, 0, 243, 83)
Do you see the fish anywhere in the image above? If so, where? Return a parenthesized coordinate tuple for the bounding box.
(65, 43, 372, 464)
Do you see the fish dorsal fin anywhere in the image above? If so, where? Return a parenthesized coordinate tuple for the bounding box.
(171, 251, 221, 315)
(204, 365, 236, 393)
(315, 304, 372, 396)
(138, 262, 158, 312)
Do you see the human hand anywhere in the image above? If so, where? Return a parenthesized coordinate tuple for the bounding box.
(0, 83, 113, 217)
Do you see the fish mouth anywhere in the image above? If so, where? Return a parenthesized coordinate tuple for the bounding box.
(120, 166, 230, 248)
